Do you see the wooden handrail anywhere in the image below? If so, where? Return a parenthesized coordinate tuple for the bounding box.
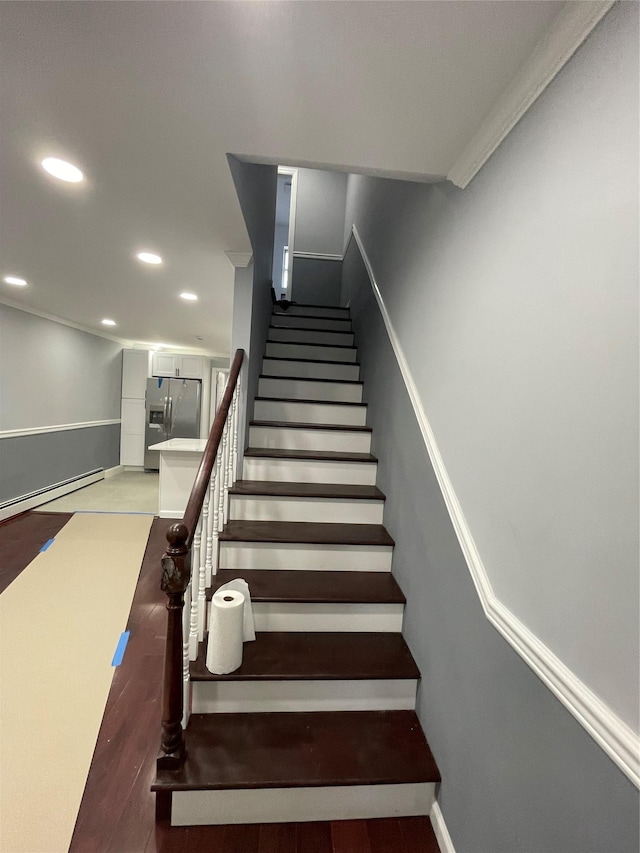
(157, 348, 244, 771)
(183, 348, 244, 543)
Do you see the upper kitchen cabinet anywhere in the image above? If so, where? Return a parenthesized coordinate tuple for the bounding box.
(152, 352, 205, 379)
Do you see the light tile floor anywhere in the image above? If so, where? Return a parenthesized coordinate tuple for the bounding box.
(35, 470, 159, 514)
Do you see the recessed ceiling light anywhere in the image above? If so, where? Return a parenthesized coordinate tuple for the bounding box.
(180, 292, 198, 301)
(41, 157, 84, 183)
(3, 276, 27, 287)
(101, 318, 117, 326)
(136, 251, 163, 265)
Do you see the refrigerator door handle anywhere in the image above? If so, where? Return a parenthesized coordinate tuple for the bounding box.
(167, 396, 174, 437)
(162, 396, 169, 435)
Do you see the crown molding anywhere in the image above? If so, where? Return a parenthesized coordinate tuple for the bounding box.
(447, 1, 615, 188)
(225, 251, 253, 269)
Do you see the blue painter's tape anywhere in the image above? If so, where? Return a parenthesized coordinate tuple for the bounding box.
(111, 631, 130, 667)
(39, 538, 55, 552)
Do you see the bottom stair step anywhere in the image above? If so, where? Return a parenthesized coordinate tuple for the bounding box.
(153, 710, 440, 826)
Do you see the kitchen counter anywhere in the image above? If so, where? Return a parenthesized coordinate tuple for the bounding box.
(148, 438, 207, 518)
(148, 438, 208, 454)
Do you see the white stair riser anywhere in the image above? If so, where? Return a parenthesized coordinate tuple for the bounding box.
(265, 342, 357, 363)
(191, 678, 415, 714)
(219, 542, 392, 571)
(258, 377, 363, 403)
(229, 494, 383, 524)
(254, 399, 367, 426)
(242, 457, 378, 486)
(274, 306, 349, 319)
(269, 327, 354, 346)
(171, 783, 436, 826)
(249, 426, 371, 454)
(252, 602, 403, 631)
(271, 315, 352, 332)
(262, 359, 360, 382)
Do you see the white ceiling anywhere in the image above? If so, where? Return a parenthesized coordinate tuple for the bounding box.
(0, 1, 563, 356)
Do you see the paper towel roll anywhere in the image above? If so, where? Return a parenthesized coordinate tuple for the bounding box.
(206, 589, 245, 674)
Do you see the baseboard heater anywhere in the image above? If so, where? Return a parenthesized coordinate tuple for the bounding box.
(0, 469, 104, 522)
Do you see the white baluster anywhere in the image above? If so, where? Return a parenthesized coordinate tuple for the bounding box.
(231, 378, 240, 484)
(221, 418, 230, 525)
(197, 488, 209, 642)
(212, 453, 221, 574)
(188, 516, 201, 660)
(204, 469, 215, 587)
(182, 581, 191, 728)
(216, 435, 225, 533)
(226, 397, 235, 511)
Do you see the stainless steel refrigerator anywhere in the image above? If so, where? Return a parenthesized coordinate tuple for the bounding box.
(144, 377, 202, 471)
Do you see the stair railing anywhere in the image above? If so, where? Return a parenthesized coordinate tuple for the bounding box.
(157, 348, 244, 770)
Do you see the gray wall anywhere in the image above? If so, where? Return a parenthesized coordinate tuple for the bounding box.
(0, 304, 122, 505)
(0, 304, 122, 430)
(343, 237, 639, 853)
(293, 168, 347, 255)
(290, 257, 342, 306)
(0, 425, 120, 504)
(340, 4, 639, 849)
(227, 156, 277, 448)
(291, 168, 347, 305)
(343, 1, 638, 733)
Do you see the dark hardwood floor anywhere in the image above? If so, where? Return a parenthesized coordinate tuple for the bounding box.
(0, 513, 439, 852)
(0, 509, 72, 593)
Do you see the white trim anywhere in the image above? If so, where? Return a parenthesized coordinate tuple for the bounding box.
(447, 1, 615, 188)
(224, 251, 253, 269)
(431, 802, 456, 853)
(347, 225, 640, 788)
(0, 419, 121, 440)
(278, 167, 298, 292)
(292, 251, 343, 262)
(0, 296, 131, 346)
(103, 465, 124, 479)
(0, 470, 104, 522)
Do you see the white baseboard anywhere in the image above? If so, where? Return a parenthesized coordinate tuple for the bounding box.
(347, 225, 640, 789)
(0, 470, 104, 522)
(431, 801, 456, 853)
(104, 465, 124, 479)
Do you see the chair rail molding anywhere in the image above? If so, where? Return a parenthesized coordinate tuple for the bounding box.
(345, 225, 640, 789)
(447, 0, 616, 188)
(0, 419, 121, 440)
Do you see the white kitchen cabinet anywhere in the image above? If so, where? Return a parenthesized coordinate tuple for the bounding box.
(122, 349, 150, 399)
(152, 352, 205, 379)
(120, 398, 146, 466)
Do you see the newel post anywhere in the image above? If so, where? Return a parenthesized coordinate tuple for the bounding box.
(158, 521, 191, 770)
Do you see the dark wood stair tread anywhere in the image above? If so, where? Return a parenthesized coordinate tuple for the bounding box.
(260, 373, 363, 386)
(263, 355, 360, 366)
(266, 340, 357, 350)
(229, 481, 384, 500)
(274, 303, 349, 312)
(220, 520, 395, 546)
(244, 447, 378, 463)
(208, 569, 402, 603)
(256, 396, 365, 407)
(153, 710, 439, 791)
(270, 324, 352, 334)
(190, 632, 418, 681)
(249, 420, 372, 433)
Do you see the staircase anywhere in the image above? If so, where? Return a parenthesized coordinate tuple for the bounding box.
(153, 303, 440, 828)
